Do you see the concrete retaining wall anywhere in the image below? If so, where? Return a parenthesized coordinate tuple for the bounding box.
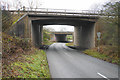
(9, 14, 31, 38)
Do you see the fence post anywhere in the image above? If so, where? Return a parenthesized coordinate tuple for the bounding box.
(47, 9, 48, 15)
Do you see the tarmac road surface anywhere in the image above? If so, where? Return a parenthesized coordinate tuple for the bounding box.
(46, 43, 118, 79)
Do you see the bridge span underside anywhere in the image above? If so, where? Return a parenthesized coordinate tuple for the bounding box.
(30, 14, 97, 49)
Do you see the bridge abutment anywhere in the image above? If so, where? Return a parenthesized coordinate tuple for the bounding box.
(74, 22, 95, 49)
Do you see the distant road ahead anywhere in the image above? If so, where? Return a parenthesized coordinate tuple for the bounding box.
(46, 43, 118, 78)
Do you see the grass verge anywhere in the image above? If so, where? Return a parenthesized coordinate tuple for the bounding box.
(66, 43, 119, 64)
(83, 46, 119, 64)
(3, 48, 51, 78)
(66, 42, 74, 46)
(10, 49, 51, 78)
(43, 41, 55, 46)
(2, 33, 51, 78)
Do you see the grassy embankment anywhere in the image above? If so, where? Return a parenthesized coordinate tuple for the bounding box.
(66, 43, 119, 64)
(43, 41, 54, 46)
(2, 33, 51, 78)
(2, 11, 51, 78)
(66, 42, 74, 46)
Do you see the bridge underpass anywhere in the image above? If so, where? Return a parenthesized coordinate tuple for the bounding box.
(9, 11, 99, 49)
(55, 34, 67, 42)
(50, 31, 73, 42)
(31, 14, 98, 49)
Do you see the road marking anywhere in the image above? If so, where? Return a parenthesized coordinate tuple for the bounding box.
(97, 72, 110, 80)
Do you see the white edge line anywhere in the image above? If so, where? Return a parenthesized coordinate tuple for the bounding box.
(97, 72, 110, 80)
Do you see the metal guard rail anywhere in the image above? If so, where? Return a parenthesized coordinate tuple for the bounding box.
(6, 8, 106, 16)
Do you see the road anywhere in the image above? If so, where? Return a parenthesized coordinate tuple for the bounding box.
(46, 43, 118, 78)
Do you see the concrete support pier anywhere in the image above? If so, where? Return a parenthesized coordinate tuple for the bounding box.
(32, 22, 43, 47)
(39, 25, 43, 47)
(74, 22, 95, 49)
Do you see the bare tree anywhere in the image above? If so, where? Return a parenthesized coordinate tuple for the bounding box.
(28, 0, 42, 11)
(90, 3, 105, 14)
(13, 0, 22, 10)
(28, 0, 34, 10)
(35, 0, 42, 9)
(91, 3, 103, 10)
(7, 0, 42, 11)
(60, 27, 67, 32)
(0, 1, 10, 10)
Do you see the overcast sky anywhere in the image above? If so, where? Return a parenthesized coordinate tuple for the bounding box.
(1, 0, 110, 9)
(1, 0, 115, 31)
(42, 0, 109, 10)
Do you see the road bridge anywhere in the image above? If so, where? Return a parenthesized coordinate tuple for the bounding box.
(51, 32, 73, 42)
(8, 8, 99, 49)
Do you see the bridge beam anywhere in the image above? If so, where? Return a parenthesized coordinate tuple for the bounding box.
(74, 22, 95, 49)
(31, 22, 43, 47)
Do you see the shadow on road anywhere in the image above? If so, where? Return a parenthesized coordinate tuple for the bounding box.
(67, 46, 88, 51)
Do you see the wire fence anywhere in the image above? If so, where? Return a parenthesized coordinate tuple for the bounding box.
(2, 11, 23, 33)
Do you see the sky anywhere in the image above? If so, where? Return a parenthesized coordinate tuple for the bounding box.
(1, 0, 116, 31)
(1, 0, 111, 10)
(42, 0, 108, 10)
(41, 0, 110, 32)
